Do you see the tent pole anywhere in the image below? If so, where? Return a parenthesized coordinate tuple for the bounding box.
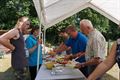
(37, 21, 42, 73)
(37, 0, 43, 73)
(43, 27, 46, 55)
(37, 0, 46, 73)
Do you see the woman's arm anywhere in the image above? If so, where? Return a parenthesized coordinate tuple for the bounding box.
(87, 42, 117, 80)
(28, 39, 42, 54)
(28, 44, 38, 54)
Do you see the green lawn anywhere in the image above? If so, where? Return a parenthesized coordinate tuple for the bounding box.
(0, 54, 119, 80)
(0, 54, 15, 80)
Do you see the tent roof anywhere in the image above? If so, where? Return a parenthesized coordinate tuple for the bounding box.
(33, 0, 120, 29)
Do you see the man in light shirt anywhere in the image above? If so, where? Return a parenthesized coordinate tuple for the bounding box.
(75, 19, 106, 79)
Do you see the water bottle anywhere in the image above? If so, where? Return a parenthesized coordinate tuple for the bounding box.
(25, 48, 29, 58)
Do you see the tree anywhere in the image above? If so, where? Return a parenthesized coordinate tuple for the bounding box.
(0, 1, 119, 44)
(46, 8, 117, 45)
(0, 0, 39, 30)
(77, 8, 109, 35)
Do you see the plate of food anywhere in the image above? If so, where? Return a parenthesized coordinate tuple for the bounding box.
(65, 61, 78, 69)
(57, 60, 68, 64)
(56, 56, 68, 64)
(48, 50, 56, 56)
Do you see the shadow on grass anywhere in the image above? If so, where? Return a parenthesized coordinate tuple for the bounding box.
(0, 67, 118, 80)
(0, 67, 30, 80)
(0, 67, 15, 80)
(102, 73, 118, 80)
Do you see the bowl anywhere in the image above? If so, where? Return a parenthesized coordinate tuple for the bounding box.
(45, 61, 54, 70)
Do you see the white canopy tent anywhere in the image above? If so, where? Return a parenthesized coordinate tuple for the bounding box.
(32, 0, 120, 72)
(33, 0, 120, 29)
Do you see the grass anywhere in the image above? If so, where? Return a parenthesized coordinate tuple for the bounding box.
(0, 54, 15, 80)
(0, 54, 119, 80)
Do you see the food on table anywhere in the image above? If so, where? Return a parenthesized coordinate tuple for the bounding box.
(56, 57, 68, 64)
(65, 61, 77, 68)
(55, 55, 70, 64)
(56, 56, 64, 62)
(45, 61, 55, 70)
(48, 51, 56, 56)
(57, 60, 68, 64)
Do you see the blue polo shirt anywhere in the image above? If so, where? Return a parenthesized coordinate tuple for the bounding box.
(25, 35, 42, 66)
(65, 32, 88, 63)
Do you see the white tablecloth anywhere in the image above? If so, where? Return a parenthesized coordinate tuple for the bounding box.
(35, 65, 86, 80)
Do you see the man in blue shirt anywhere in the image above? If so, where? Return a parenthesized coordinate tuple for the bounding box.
(55, 25, 88, 77)
(57, 29, 72, 55)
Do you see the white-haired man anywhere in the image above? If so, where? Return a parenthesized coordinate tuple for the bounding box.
(75, 19, 106, 79)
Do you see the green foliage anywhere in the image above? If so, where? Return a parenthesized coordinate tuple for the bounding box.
(76, 8, 120, 41)
(77, 8, 109, 33)
(0, 1, 119, 44)
(46, 8, 118, 44)
(0, 0, 39, 30)
(104, 21, 120, 40)
(46, 15, 77, 45)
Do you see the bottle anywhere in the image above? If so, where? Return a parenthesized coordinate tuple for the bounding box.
(25, 47, 29, 58)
